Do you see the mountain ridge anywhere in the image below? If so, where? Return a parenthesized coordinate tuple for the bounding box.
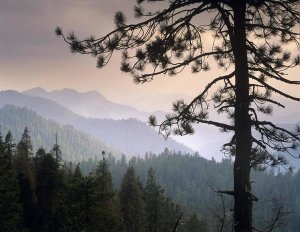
(23, 87, 165, 121)
(0, 90, 193, 156)
(0, 105, 121, 161)
(22, 87, 230, 156)
(23, 88, 300, 151)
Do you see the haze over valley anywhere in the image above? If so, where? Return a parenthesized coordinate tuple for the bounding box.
(1, 0, 300, 231)
(0, 87, 299, 168)
(0, 89, 193, 158)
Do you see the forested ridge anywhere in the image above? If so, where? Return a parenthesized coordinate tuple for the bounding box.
(1, 128, 300, 231)
(0, 129, 206, 232)
(81, 149, 300, 231)
(0, 105, 121, 161)
(0, 92, 192, 156)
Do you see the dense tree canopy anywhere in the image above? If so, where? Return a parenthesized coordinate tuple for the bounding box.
(2, 128, 300, 231)
(1, 129, 203, 232)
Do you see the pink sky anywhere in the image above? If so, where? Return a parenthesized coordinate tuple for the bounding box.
(1, 0, 299, 112)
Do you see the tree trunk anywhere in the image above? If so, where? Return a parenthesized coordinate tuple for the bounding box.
(233, 1, 253, 231)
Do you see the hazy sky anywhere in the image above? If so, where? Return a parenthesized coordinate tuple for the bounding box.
(0, 0, 299, 112)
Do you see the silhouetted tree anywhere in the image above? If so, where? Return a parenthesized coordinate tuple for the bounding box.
(18, 127, 33, 158)
(50, 133, 62, 165)
(15, 128, 36, 231)
(4, 131, 15, 167)
(0, 132, 23, 231)
(94, 151, 117, 231)
(95, 151, 114, 193)
(35, 151, 63, 231)
(64, 163, 84, 232)
(144, 167, 164, 232)
(119, 167, 145, 232)
(70, 174, 100, 232)
(57, 0, 300, 230)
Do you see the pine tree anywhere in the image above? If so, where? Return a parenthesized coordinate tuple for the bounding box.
(184, 213, 208, 232)
(95, 151, 113, 193)
(50, 133, 62, 165)
(73, 163, 82, 180)
(144, 167, 164, 232)
(0, 132, 23, 231)
(35, 151, 63, 231)
(34, 147, 47, 168)
(64, 163, 84, 232)
(15, 128, 36, 231)
(119, 167, 145, 232)
(57, 1, 300, 230)
(15, 128, 34, 173)
(3, 131, 15, 168)
(94, 151, 117, 231)
(66, 171, 100, 232)
(18, 127, 33, 158)
(79, 175, 99, 232)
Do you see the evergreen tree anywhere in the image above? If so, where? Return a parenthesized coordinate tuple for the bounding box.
(73, 163, 82, 179)
(64, 162, 113, 231)
(17, 170, 36, 231)
(0, 132, 23, 231)
(15, 128, 36, 231)
(144, 167, 164, 232)
(15, 128, 34, 173)
(64, 163, 84, 232)
(96, 151, 113, 192)
(184, 213, 208, 232)
(94, 151, 117, 231)
(34, 147, 47, 168)
(78, 175, 99, 232)
(161, 198, 183, 232)
(57, 1, 300, 230)
(18, 127, 33, 158)
(50, 133, 62, 165)
(66, 172, 100, 232)
(62, 161, 75, 182)
(35, 151, 64, 231)
(3, 131, 15, 168)
(119, 167, 145, 232)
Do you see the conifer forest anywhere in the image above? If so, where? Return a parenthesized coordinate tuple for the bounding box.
(0, 0, 300, 231)
(1, 129, 300, 231)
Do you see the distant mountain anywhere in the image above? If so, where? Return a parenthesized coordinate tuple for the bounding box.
(22, 88, 229, 158)
(0, 105, 120, 161)
(0, 90, 193, 156)
(23, 87, 165, 121)
(11, 88, 300, 162)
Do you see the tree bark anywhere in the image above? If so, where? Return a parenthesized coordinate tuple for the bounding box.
(233, 1, 253, 231)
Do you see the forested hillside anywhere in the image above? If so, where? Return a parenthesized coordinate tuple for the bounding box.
(23, 88, 228, 157)
(0, 94, 298, 231)
(0, 90, 193, 156)
(22, 88, 300, 162)
(0, 130, 206, 232)
(0, 105, 120, 161)
(81, 150, 300, 231)
(0, 123, 299, 231)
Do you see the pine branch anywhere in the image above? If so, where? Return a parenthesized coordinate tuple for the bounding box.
(249, 67, 300, 85)
(249, 74, 300, 101)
